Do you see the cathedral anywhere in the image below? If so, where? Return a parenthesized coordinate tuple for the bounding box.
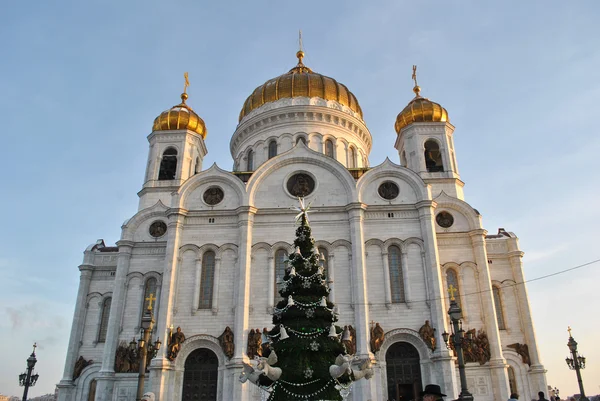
(57, 49, 547, 401)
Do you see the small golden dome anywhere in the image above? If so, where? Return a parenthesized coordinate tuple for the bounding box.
(153, 93, 207, 138)
(239, 52, 363, 122)
(395, 69, 449, 133)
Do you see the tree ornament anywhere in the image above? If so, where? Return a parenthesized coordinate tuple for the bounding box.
(318, 266, 324, 276)
(320, 297, 327, 307)
(309, 341, 320, 351)
(302, 280, 311, 289)
(328, 323, 338, 339)
(279, 325, 289, 340)
(295, 246, 302, 256)
(303, 367, 314, 378)
(342, 326, 351, 342)
(305, 308, 315, 318)
(289, 266, 296, 276)
(287, 295, 294, 306)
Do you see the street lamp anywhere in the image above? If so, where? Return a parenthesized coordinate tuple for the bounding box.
(135, 294, 162, 401)
(442, 285, 474, 401)
(565, 327, 588, 401)
(18, 343, 40, 401)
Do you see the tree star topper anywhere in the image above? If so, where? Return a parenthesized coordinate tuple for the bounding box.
(292, 197, 312, 224)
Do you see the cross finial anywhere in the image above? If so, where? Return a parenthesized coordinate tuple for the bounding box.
(448, 285, 458, 301)
(299, 30, 303, 52)
(567, 326, 572, 337)
(32, 343, 37, 353)
(146, 293, 157, 311)
(296, 30, 305, 66)
(183, 72, 190, 94)
(412, 65, 421, 97)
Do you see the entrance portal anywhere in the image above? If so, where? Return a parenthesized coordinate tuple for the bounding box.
(385, 342, 422, 401)
(182, 348, 218, 401)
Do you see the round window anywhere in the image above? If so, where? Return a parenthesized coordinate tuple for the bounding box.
(378, 181, 400, 200)
(286, 173, 315, 197)
(203, 186, 224, 205)
(149, 221, 167, 238)
(436, 211, 454, 228)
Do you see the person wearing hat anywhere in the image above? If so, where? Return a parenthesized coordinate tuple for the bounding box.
(420, 384, 447, 401)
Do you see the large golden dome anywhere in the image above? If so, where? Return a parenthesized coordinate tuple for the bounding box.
(153, 93, 207, 138)
(239, 51, 363, 122)
(394, 85, 449, 134)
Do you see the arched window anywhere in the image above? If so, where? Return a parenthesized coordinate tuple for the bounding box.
(98, 297, 111, 342)
(296, 136, 307, 145)
(142, 278, 157, 317)
(325, 140, 334, 157)
(348, 147, 357, 168)
(507, 366, 518, 395)
(388, 246, 405, 303)
(158, 148, 178, 180)
(247, 149, 254, 171)
(275, 249, 288, 297)
(268, 140, 277, 159)
(318, 247, 329, 272)
(424, 140, 444, 172)
(88, 379, 97, 401)
(199, 251, 215, 309)
(446, 269, 460, 306)
(493, 286, 506, 330)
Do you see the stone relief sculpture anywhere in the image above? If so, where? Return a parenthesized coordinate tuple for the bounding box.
(114, 341, 139, 373)
(72, 356, 93, 380)
(247, 328, 262, 359)
(507, 342, 531, 366)
(418, 320, 437, 352)
(218, 326, 234, 359)
(167, 326, 186, 361)
(450, 329, 491, 365)
(370, 322, 385, 353)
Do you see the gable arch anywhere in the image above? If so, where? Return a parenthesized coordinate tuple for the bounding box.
(174, 334, 226, 370)
(357, 158, 430, 202)
(433, 192, 482, 231)
(125, 271, 144, 286)
(217, 243, 238, 259)
(120, 200, 169, 240)
(383, 238, 406, 253)
(271, 241, 293, 257)
(176, 164, 247, 208)
(251, 242, 271, 256)
(179, 244, 200, 258)
(246, 146, 358, 205)
(331, 239, 352, 251)
(314, 240, 333, 254)
(365, 239, 385, 252)
(378, 328, 432, 362)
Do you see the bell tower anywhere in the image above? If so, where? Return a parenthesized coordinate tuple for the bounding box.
(138, 73, 208, 210)
(394, 66, 464, 199)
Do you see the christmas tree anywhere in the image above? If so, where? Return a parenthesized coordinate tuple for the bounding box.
(240, 199, 372, 400)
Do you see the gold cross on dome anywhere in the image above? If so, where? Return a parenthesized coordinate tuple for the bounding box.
(567, 326, 572, 337)
(448, 285, 458, 301)
(32, 343, 37, 353)
(146, 293, 157, 311)
(412, 65, 418, 87)
(183, 72, 190, 94)
(299, 30, 303, 52)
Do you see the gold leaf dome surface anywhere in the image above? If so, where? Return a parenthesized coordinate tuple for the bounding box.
(394, 86, 449, 134)
(153, 93, 207, 138)
(239, 51, 363, 122)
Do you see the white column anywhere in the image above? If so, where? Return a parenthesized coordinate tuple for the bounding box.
(57, 266, 93, 401)
(469, 229, 510, 401)
(95, 241, 134, 401)
(267, 255, 275, 312)
(212, 256, 221, 314)
(231, 206, 255, 401)
(346, 203, 377, 400)
(415, 200, 457, 398)
(192, 257, 202, 315)
(381, 250, 392, 307)
(421, 251, 432, 309)
(327, 253, 336, 304)
(400, 249, 411, 307)
(507, 241, 547, 395)
(150, 210, 186, 401)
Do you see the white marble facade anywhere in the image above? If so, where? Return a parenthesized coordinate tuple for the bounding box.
(57, 73, 547, 401)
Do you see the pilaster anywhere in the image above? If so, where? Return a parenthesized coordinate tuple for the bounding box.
(95, 241, 134, 401)
(415, 200, 457, 397)
(150, 209, 187, 401)
(469, 229, 510, 401)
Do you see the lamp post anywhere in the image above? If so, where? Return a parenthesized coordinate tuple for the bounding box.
(18, 343, 40, 401)
(565, 327, 588, 401)
(135, 293, 162, 401)
(442, 285, 474, 401)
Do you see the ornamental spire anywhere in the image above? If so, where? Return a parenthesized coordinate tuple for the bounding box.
(412, 65, 421, 97)
(181, 72, 190, 104)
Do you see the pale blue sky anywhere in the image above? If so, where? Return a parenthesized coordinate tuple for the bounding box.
(1, 1, 599, 398)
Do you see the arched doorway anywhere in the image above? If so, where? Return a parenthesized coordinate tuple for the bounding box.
(182, 348, 218, 401)
(386, 342, 422, 401)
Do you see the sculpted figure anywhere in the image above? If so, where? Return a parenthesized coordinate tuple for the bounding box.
(167, 326, 186, 361)
(247, 329, 258, 359)
(370, 323, 385, 353)
(260, 328, 271, 357)
(218, 326, 234, 359)
(418, 320, 436, 352)
(508, 343, 531, 366)
(342, 325, 357, 355)
(73, 356, 93, 380)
